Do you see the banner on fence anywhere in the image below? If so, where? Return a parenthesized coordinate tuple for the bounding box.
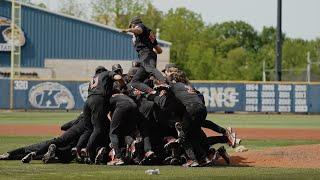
(0, 79, 319, 113)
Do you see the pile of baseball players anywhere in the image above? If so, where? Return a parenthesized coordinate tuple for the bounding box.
(0, 17, 239, 167)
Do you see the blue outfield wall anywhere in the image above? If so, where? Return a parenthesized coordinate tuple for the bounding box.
(194, 83, 319, 113)
(0, 79, 320, 113)
(9, 80, 89, 110)
(0, 79, 10, 109)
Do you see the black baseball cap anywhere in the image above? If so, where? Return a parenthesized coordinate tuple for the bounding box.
(95, 66, 107, 74)
(112, 64, 122, 71)
(129, 16, 142, 28)
(112, 64, 123, 75)
(162, 63, 177, 72)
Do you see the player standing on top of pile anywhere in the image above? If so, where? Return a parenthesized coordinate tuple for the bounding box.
(121, 17, 168, 95)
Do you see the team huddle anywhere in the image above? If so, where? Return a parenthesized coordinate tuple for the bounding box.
(0, 17, 239, 167)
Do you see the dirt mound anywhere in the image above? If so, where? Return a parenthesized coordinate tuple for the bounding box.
(228, 144, 320, 168)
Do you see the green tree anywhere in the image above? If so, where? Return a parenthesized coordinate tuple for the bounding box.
(260, 26, 276, 45)
(37, 2, 47, 8)
(20, 0, 47, 8)
(20, 0, 32, 4)
(59, 0, 87, 19)
(86, 2, 320, 81)
(185, 42, 214, 80)
(91, 0, 113, 25)
(212, 21, 260, 52)
(160, 8, 204, 71)
(282, 39, 309, 69)
(183, 21, 261, 80)
(140, 2, 163, 33)
(91, 0, 150, 28)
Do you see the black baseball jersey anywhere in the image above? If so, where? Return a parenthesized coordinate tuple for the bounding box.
(88, 70, 116, 98)
(133, 23, 158, 53)
(109, 94, 137, 112)
(170, 82, 204, 107)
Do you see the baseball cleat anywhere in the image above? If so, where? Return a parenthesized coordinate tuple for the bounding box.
(80, 148, 88, 157)
(84, 157, 92, 164)
(140, 151, 156, 165)
(21, 152, 36, 163)
(199, 157, 214, 167)
(75, 148, 87, 164)
(95, 147, 107, 165)
(217, 146, 230, 165)
(164, 139, 179, 151)
(225, 127, 237, 148)
(207, 147, 216, 163)
(163, 156, 173, 165)
(213, 150, 220, 161)
(0, 153, 9, 160)
(170, 157, 180, 165)
(42, 144, 56, 164)
(71, 147, 77, 156)
(183, 160, 199, 167)
(107, 158, 125, 166)
(144, 150, 155, 159)
(179, 155, 187, 165)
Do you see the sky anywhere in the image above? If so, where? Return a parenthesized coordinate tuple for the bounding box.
(31, 0, 319, 40)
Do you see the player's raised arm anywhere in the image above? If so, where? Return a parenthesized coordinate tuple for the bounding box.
(121, 17, 143, 35)
(122, 26, 143, 35)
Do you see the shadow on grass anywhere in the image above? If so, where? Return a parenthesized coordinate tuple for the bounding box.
(212, 156, 254, 167)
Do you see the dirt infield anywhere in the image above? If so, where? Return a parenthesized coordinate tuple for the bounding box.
(1, 125, 320, 140)
(228, 144, 320, 168)
(0, 125, 61, 136)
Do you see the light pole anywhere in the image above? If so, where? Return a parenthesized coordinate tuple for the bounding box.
(275, 0, 282, 81)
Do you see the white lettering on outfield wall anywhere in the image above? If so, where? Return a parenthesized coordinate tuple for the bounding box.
(278, 85, 292, 112)
(245, 84, 259, 112)
(197, 87, 239, 108)
(261, 84, 275, 112)
(0, 43, 11, 51)
(294, 85, 308, 112)
(14, 81, 28, 90)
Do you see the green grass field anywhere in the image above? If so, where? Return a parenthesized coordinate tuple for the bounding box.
(1, 112, 320, 128)
(0, 112, 320, 179)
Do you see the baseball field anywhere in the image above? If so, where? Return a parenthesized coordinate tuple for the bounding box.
(0, 112, 320, 179)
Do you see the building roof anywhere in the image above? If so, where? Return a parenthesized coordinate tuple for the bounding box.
(7, 0, 172, 46)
